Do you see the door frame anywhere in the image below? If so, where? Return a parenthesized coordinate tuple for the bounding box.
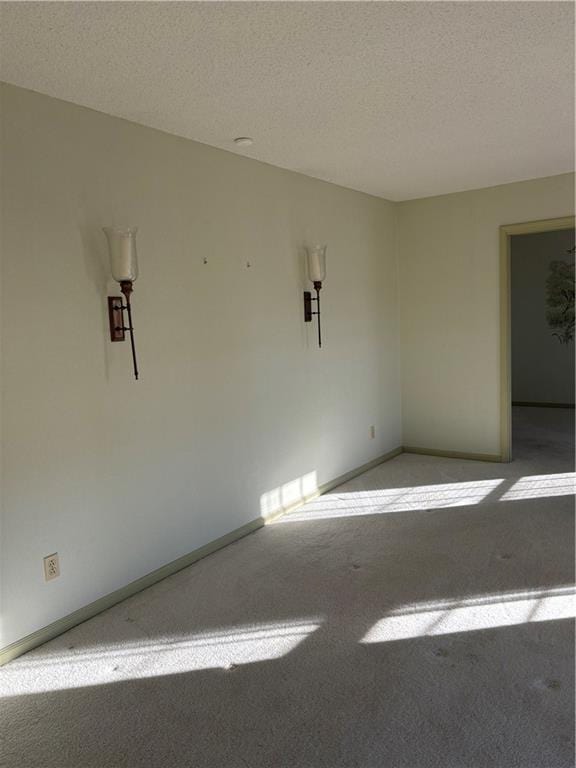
(499, 215, 575, 461)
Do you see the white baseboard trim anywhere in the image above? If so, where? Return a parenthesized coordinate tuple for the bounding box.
(0, 446, 403, 666)
(512, 401, 575, 409)
(403, 446, 502, 463)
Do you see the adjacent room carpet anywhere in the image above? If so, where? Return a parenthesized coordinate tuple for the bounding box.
(1, 407, 574, 768)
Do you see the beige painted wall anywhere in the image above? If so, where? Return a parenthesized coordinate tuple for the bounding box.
(0, 84, 401, 648)
(511, 229, 575, 405)
(1, 81, 574, 652)
(398, 174, 575, 455)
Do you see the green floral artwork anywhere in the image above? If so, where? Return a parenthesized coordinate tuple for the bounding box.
(546, 246, 575, 344)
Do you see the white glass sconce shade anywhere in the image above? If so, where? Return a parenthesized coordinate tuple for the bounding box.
(103, 226, 139, 282)
(306, 245, 327, 283)
(303, 244, 327, 348)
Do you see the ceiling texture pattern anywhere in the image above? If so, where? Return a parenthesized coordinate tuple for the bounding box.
(0, 1, 574, 200)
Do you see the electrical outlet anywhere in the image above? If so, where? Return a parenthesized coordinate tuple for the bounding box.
(369, 425, 376, 439)
(43, 553, 60, 581)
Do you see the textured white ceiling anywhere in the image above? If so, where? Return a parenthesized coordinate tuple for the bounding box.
(0, 1, 574, 200)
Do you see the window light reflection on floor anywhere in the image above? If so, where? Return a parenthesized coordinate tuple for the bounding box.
(501, 472, 576, 500)
(279, 472, 576, 522)
(0, 620, 322, 698)
(360, 586, 575, 644)
(279, 479, 504, 522)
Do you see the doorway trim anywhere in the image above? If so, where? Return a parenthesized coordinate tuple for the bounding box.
(499, 215, 575, 461)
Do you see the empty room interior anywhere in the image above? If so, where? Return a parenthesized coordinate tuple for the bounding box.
(0, 2, 575, 767)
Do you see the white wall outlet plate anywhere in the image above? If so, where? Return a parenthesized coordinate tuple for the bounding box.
(43, 553, 60, 581)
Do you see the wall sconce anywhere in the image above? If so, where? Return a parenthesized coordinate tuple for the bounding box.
(303, 244, 327, 348)
(103, 226, 140, 380)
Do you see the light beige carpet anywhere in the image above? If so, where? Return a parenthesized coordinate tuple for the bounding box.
(1, 407, 574, 767)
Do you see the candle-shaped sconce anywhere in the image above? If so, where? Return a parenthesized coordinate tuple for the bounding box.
(104, 226, 140, 379)
(303, 244, 327, 348)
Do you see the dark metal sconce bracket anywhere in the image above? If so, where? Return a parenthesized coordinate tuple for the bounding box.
(108, 281, 139, 379)
(303, 281, 323, 348)
(108, 297, 126, 342)
(303, 291, 317, 323)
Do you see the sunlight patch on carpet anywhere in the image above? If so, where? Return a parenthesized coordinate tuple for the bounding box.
(360, 587, 575, 643)
(0, 620, 322, 697)
(279, 479, 504, 521)
(501, 472, 575, 500)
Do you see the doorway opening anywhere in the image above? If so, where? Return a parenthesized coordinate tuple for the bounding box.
(500, 217, 575, 461)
